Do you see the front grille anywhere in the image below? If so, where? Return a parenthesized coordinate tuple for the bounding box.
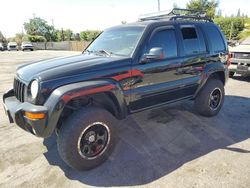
(234, 52, 250, 59)
(13, 78, 26, 102)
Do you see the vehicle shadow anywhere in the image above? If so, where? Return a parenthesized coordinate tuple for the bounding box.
(231, 75, 250, 82)
(43, 95, 250, 187)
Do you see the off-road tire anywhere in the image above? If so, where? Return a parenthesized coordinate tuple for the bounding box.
(229, 72, 235, 78)
(57, 107, 117, 171)
(194, 78, 224, 117)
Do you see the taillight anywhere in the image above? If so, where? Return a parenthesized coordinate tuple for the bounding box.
(226, 51, 231, 67)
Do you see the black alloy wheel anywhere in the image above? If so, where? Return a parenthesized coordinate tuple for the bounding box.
(78, 122, 110, 159)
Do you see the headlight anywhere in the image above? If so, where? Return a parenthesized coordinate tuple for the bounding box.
(30, 80, 39, 99)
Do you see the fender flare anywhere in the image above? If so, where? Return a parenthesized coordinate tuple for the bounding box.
(42, 80, 127, 137)
(194, 62, 227, 98)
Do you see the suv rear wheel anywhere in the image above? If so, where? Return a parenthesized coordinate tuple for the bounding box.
(194, 78, 224, 117)
(229, 72, 235, 78)
(57, 107, 117, 170)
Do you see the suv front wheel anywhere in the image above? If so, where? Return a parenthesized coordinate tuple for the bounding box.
(57, 107, 117, 170)
(194, 78, 224, 117)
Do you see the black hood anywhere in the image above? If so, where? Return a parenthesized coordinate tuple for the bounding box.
(16, 54, 127, 82)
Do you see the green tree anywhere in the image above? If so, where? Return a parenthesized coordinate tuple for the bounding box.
(54, 29, 73, 41)
(238, 18, 250, 40)
(214, 17, 245, 39)
(217, 9, 222, 17)
(186, 0, 219, 19)
(64, 29, 73, 41)
(14, 33, 25, 44)
(27, 35, 46, 42)
(237, 9, 241, 17)
(24, 17, 55, 42)
(0, 31, 6, 43)
(80, 30, 101, 41)
(55, 29, 65, 41)
(6, 33, 28, 44)
(73, 33, 81, 41)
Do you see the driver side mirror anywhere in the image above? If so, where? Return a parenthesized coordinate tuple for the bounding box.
(140, 47, 164, 63)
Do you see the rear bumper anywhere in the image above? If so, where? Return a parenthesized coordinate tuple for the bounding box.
(3, 89, 49, 137)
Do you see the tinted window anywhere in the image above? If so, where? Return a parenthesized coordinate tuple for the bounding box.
(181, 27, 206, 55)
(182, 28, 197, 39)
(196, 27, 207, 53)
(149, 29, 177, 58)
(205, 26, 226, 52)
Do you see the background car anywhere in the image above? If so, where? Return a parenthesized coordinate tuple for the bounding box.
(7, 42, 18, 51)
(21, 42, 34, 51)
(0, 43, 4, 51)
(0, 43, 7, 51)
(229, 36, 250, 77)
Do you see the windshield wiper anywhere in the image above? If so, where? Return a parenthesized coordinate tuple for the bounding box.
(84, 49, 112, 56)
(84, 49, 93, 54)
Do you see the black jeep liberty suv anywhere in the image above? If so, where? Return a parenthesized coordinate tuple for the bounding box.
(3, 9, 230, 170)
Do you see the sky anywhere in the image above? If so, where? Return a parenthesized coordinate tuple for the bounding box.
(0, 0, 249, 37)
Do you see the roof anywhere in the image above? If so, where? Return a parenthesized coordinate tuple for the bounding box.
(107, 19, 215, 32)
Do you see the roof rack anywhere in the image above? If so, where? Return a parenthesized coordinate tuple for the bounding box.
(138, 8, 213, 22)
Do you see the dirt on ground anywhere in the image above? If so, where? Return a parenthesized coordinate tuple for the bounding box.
(0, 51, 250, 188)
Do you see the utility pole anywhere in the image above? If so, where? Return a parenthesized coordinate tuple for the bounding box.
(157, 0, 160, 11)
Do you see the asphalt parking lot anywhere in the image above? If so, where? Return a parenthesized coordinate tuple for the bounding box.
(0, 51, 250, 188)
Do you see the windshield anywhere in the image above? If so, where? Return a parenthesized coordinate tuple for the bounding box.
(241, 37, 250, 45)
(85, 26, 145, 57)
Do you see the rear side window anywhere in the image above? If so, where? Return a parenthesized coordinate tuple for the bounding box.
(182, 28, 197, 39)
(181, 26, 206, 55)
(149, 29, 177, 58)
(205, 26, 226, 53)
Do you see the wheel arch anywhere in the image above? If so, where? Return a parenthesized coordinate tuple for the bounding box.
(194, 62, 227, 98)
(210, 71, 225, 85)
(43, 80, 127, 137)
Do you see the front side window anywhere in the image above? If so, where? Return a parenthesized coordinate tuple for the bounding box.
(86, 27, 144, 57)
(148, 29, 177, 58)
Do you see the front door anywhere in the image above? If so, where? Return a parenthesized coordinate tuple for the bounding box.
(129, 26, 187, 111)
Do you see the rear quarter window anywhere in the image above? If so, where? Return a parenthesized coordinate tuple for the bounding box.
(204, 25, 226, 53)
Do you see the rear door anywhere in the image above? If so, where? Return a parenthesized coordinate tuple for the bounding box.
(176, 24, 209, 94)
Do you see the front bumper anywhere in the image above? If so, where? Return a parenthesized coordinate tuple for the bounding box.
(229, 58, 250, 75)
(3, 89, 49, 137)
(3, 80, 120, 138)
